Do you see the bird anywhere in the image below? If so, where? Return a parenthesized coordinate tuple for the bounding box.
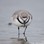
(8, 10, 32, 41)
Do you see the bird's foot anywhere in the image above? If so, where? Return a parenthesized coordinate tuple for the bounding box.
(25, 37, 27, 41)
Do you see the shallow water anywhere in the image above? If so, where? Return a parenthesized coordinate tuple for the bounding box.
(0, 0, 44, 44)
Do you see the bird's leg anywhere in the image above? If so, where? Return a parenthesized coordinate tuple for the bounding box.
(18, 27, 20, 39)
(23, 26, 27, 35)
(23, 26, 27, 41)
(24, 34, 27, 41)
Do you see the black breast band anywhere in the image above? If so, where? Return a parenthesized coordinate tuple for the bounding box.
(17, 17, 29, 24)
(17, 17, 24, 24)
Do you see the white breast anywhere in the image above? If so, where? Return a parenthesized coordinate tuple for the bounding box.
(10, 10, 32, 27)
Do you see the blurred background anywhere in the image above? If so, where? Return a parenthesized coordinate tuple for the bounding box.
(0, 0, 44, 43)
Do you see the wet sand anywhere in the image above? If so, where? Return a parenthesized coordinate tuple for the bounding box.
(0, 38, 29, 44)
(0, 38, 44, 44)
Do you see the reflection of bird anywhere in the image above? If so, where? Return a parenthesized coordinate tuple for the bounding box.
(8, 10, 32, 41)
